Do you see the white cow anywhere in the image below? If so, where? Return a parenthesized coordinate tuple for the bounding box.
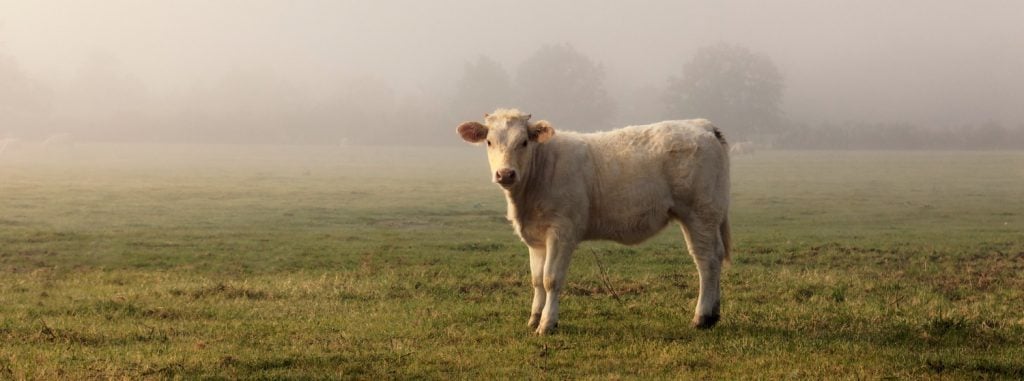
(730, 141, 756, 156)
(42, 133, 75, 149)
(458, 109, 731, 335)
(0, 138, 19, 155)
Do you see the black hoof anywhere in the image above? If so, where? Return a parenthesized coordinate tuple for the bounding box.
(693, 314, 720, 329)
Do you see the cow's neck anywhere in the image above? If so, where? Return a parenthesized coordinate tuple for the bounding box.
(503, 143, 550, 231)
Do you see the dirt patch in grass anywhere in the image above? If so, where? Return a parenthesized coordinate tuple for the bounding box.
(450, 242, 507, 252)
(925, 358, 1024, 378)
(185, 282, 271, 300)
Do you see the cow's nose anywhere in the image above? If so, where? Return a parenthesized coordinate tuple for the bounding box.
(495, 169, 517, 185)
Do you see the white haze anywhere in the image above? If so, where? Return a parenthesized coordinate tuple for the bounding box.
(1, 0, 1022, 144)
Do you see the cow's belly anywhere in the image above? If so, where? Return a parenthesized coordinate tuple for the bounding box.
(583, 177, 676, 244)
(584, 206, 673, 245)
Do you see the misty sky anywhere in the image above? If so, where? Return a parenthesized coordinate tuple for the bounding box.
(2, 0, 1023, 128)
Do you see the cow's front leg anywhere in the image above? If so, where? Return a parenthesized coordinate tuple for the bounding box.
(527, 246, 546, 329)
(537, 231, 576, 335)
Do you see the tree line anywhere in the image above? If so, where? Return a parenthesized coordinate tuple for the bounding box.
(3, 43, 1022, 149)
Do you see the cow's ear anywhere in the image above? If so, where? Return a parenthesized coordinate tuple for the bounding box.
(528, 120, 555, 143)
(457, 121, 488, 143)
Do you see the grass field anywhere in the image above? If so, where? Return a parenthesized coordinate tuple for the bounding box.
(1, 145, 1023, 379)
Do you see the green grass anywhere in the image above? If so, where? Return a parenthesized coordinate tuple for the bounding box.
(1, 146, 1023, 379)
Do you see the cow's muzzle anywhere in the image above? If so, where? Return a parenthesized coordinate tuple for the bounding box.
(495, 168, 517, 187)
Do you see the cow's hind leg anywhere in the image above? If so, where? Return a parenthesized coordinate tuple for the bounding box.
(678, 214, 726, 329)
(527, 246, 546, 329)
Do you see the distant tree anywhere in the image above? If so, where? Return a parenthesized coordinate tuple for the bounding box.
(328, 76, 399, 145)
(971, 121, 1009, 149)
(515, 43, 615, 130)
(171, 66, 314, 143)
(0, 51, 49, 137)
(617, 84, 669, 125)
(449, 56, 515, 121)
(311, 76, 454, 146)
(665, 43, 784, 140)
(61, 51, 152, 141)
(0, 53, 30, 111)
(1014, 123, 1024, 149)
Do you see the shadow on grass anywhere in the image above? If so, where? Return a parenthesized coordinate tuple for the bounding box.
(554, 303, 1023, 378)
(714, 316, 1023, 378)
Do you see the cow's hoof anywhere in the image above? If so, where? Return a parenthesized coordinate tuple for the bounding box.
(692, 314, 720, 329)
(527, 313, 541, 329)
(534, 321, 558, 335)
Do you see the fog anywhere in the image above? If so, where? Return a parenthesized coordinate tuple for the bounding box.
(2, 0, 1023, 148)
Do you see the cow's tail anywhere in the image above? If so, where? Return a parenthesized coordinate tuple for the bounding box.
(712, 124, 731, 264)
(720, 215, 732, 264)
(711, 126, 727, 146)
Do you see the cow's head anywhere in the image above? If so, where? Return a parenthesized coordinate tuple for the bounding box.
(457, 109, 555, 189)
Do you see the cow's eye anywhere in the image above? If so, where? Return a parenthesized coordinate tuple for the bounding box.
(486, 140, 491, 147)
(521, 140, 528, 148)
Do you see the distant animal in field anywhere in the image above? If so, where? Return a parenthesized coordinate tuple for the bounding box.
(457, 109, 731, 335)
(42, 133, 75, 149)
(0, 138, 22, 155)
(729, 141, 756, 156)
